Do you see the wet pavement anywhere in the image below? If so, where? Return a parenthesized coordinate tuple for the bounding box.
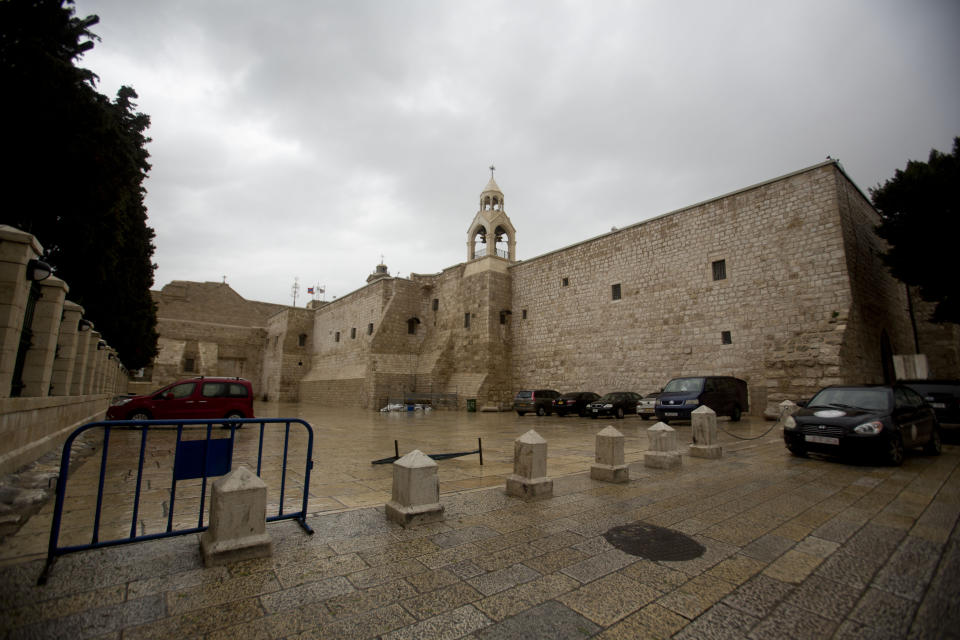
(0, 404, 958, 638)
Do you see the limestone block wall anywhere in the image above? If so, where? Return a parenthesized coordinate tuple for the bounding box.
(301, 280, 391, 407)
(260, 307, 314, 402)
(833, 171, 915, 386)
(911, 296, 960, 377)
(150, 281, 288, 393)
(509, 163, 862, 414)
(151, 318, 266, 391)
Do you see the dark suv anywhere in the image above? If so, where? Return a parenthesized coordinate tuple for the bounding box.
(514, 389, 560, 416)
(655, 376, 748, 423)
(902, 379, 960, 426)
(106, 377, 255, 421)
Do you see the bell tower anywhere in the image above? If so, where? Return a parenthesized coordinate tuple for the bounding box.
(466, 166, 516, 264)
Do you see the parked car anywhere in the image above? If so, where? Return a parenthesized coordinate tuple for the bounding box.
(655, 376, 748, 423)
(588, 392, 643, 419)
(636, 392, 661, 420)
(513, 389, 560, 416)
(553, 391, 600, 417)
(901, 379, 960, 427)
(106, 377, 255, 421)
(782, 384, 941, 465)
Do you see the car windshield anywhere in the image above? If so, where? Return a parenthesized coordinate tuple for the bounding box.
(515, 391, 532, 399)
(663, 378, 703, 393)
(809, 387, 890, 412)
(599, 393, 622, 402)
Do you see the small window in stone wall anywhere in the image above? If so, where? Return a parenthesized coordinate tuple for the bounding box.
(351, 327, 357, 339)
(721, 331, 732, 345)
(522, 309, 527, 320)
(298, 333, 307, 347)
(712, 259, 727, 281)
(432, 298, 439, 311)
(368, 323, 374, 335)
(611, 283, 621, 300)
(407, 318, 420, 334)
(562, 277, 569, 287)
(464, 313, 471, 329)
(335, 331, 340, 342)
(184, 358, 195, 372)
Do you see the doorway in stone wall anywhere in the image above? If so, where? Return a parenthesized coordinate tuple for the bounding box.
(881, 330, 894, 383)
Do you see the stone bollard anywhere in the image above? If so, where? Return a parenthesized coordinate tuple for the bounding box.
(590, 426, 629, 483)
(644, 422, 682, 469)
(506, 429, 553, 498)
(385, 450, 444, 527)
(200, 466, 272, 567)
(778, 400, 799, 424)
(689, 405, 723, 459)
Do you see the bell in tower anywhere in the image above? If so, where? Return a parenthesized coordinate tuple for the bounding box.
(467, 165, 516, 263)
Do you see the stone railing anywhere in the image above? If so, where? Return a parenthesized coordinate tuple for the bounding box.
(0, 225, 129, 474)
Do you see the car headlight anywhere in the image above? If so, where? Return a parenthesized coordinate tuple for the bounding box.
(112, 397, 133, 407)
(854, 421, 884, 435)
(685, 399, 700, 406)
(603, 404, 613, 408)
(784, 416, 797, 430)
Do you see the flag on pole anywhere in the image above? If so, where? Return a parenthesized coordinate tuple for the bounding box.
(307, 287, 314, 294)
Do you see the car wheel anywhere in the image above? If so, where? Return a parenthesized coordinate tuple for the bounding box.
(730, 405, 742, 422)
(787, 444, 808, 458)
(923, 426, 942, 456)
(886, 433, 905, 466)
(222, 410, 245, 429)
(660, 418, 670, 425)
(536, 406, 547, 417)
(639, 414, 650, 420)
(578, 409, 587, 417)
(129, 411, 151, 421)
(615, 407, 625, 419)
(517, 411, 526, 416)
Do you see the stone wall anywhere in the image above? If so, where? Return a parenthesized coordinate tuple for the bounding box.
(509, 163, 905, 414)
(0, 394, 109, 475)
(150, 281, 289, 394)
(833, 170, 915, 386)
(911, 296, 960, 378)
(260, 307, 314, 401)
(0, 225, 128, 473)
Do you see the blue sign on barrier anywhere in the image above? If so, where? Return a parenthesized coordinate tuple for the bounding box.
(173, 438, 233, 480)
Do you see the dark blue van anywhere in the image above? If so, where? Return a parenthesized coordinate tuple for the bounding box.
(655, 376, 748, 423)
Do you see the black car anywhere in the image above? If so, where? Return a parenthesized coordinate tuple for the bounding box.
(553, 391, 600, 417)
(902, 379, 960, 427)
(783, 384, 941, 465)
(588, 392, 643, 419)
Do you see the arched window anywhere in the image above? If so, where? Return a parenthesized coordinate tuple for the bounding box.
(407, 317, 421, 335)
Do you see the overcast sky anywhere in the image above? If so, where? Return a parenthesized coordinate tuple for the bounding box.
(74, 0, 960, 307)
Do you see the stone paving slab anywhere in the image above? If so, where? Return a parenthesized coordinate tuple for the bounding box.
(0, 418, 958, 639)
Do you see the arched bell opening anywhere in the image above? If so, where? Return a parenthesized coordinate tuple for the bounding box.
(470, 224, 491, 259)
(493, 225, 511, 259)
(482, 194, 503, 211)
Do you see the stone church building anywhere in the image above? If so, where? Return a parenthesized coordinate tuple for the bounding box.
(144, 160, 959, 416)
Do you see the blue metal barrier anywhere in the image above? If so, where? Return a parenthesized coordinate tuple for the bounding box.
(38, 418, 314, 585)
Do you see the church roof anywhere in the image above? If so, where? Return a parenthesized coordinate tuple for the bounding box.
(481, 176, 502, 196)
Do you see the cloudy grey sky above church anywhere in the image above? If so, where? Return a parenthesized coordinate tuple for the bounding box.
(75, 0, 959, 306)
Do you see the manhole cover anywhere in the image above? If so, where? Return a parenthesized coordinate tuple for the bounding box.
(603, 522, 706, 561)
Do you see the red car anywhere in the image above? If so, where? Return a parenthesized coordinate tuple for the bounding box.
(107, 377, 255, 421)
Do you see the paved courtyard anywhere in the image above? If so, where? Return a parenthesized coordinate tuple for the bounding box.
(0, 405, 958, 638)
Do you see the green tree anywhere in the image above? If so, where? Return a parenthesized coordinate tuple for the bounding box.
(0, 0, 158, 369)
(871, 137, 960, 324)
